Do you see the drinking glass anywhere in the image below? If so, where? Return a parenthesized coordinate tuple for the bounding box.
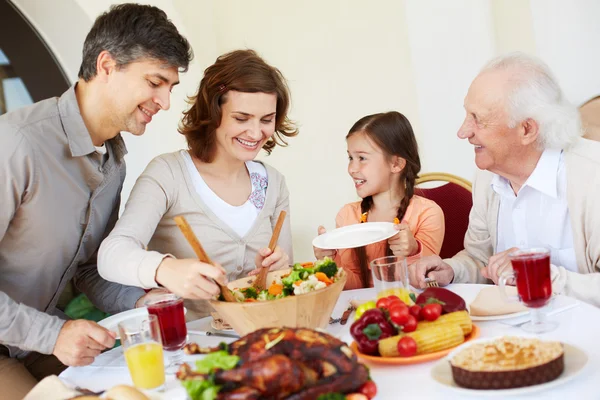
(499, 247, 558, 333)
(118, 314, 165, 390)
(370, 255, 409, 296)
(145, 293, 187, 372)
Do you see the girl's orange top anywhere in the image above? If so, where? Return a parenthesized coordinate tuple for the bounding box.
(333, 195, 445, 290)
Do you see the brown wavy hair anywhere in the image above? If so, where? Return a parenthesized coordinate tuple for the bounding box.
(179, 49, 298, 162)
(347, 111, 421, 287)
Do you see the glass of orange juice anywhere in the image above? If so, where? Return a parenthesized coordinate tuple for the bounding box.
(118, 314, 165, 390)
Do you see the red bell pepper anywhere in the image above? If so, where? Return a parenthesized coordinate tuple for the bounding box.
(350, 308, 395, 355)
(415, 287, 466, 314)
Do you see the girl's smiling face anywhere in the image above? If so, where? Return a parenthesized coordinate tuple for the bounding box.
(347, 131, 396, 198)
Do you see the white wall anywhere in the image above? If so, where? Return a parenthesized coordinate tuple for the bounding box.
(10, 0, 600, 263)
(530, 0, 600, 106)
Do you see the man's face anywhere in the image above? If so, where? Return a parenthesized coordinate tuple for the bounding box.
(457, 70, 522, 175)
(105, 58, 179, 136)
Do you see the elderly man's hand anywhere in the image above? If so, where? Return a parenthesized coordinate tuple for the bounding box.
(481, 247, 519, 284)
(409, 255, 454, 289)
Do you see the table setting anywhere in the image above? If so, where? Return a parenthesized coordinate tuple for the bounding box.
(22, 221, 598, 399)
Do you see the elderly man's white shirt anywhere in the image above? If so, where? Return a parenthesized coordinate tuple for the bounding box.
(492, 149, 577, 271)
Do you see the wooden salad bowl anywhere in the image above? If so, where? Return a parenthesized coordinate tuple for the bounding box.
(209, 267, 347, 336)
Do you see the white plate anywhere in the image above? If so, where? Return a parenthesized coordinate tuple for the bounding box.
(312, 222, 397, 250)
(430, 338, 589, 397)
(97, 308, 148, 332)
(98, 307, 187, 332)
(470, 310, 529, 321)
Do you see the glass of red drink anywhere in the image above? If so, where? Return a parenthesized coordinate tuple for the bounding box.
(145, 293, 187, 371)
(499, 248, 558, 333)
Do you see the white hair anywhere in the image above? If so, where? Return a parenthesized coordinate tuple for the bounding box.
(481, 52, 582, 150)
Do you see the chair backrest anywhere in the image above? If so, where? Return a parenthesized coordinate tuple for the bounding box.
(580, 96, 600, 142)
(415, 173, 473, 259)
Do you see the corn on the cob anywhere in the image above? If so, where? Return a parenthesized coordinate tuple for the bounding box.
(417, 310, 472, 335)
(378, 323, 465, 357)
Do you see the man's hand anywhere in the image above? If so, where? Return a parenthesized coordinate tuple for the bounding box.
(155, 258, 227, 300)
(249, 246, 290, 275)
(135, 288, 171, 308)
(53, 320, 116, 366)
(313, 226, 337, 260)
(481, 247, 519, 284)
(409, 255, 454, 289)
(388, 222, 419, 257)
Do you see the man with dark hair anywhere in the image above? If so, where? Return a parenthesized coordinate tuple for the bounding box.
(0, 4, 193, 398)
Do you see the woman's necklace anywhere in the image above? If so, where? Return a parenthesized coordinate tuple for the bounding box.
(360, 211, 399, 224)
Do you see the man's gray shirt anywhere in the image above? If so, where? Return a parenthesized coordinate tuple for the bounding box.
(0, 86, 144, 358)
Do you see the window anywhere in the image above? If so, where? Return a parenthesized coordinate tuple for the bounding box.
(0, 1, 69, 115)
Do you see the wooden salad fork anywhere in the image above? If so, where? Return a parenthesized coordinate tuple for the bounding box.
(173, 215, 237, 302)
(253, 210, 287, 291)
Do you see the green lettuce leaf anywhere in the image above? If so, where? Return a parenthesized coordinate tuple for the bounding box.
(195, 351, 240, 374)
(181, 379, 220, 400)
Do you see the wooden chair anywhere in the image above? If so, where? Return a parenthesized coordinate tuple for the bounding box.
(580, 96, 600, 142)
(415, 172, 473, 259)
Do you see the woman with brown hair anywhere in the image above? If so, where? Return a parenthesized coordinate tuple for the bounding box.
(98, 49, 297, 318)
(314, 111, 444, 290)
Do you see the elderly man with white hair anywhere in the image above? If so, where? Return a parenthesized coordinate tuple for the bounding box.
(410, 52, 600, 307)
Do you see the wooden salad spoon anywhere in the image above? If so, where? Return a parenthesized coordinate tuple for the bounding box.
(253, 210, 287, 292)
(173, 215, 237, 302)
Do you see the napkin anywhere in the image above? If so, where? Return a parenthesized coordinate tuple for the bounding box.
(469, 286, 528, 316)
(23, 375, 81, 400)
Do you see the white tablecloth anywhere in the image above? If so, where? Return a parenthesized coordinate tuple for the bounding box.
(60, 284, 599, 399)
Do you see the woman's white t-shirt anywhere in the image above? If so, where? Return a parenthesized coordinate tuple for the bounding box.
(182, 150, 268, 237)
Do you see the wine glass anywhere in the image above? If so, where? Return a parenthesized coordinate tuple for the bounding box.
(499, 247, 558, 333)
(145, 293, 187, 372)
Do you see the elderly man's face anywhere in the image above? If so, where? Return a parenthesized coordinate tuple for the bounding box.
(457, 70, 522, 175)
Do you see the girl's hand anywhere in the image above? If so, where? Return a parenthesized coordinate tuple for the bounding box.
(388, 222, 419, 257)
(249, 245, 289, 275)
(313, 226, 337, 260)
(154, 257, 227, 300)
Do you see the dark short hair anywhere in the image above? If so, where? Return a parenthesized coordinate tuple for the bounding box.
(78, 3, 193, 81)
(179, 49, 298, 163)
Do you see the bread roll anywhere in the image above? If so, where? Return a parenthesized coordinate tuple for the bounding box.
(104, 385, 149, 400)
(70, 397, 101, 399)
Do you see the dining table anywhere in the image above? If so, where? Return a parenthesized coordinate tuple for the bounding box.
(59, 284, 598, 399)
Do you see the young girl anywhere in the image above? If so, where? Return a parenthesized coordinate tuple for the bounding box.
(98, 49, 297, 319)
(314, 111, 445, 290)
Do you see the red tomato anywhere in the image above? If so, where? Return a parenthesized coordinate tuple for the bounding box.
(387, 296, 406, 309)
(397, 336, 417, 357)
(388, 305, 409, 326)
(376, 297, 392, 310)
(402, 315, 418, 332)
(359, 380, 377, 399)
(409, 305, 422, 320)
(420, 303, 443, 322)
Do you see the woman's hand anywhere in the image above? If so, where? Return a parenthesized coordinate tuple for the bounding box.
(154, 257, 227, 299)
(249, 245, 289, 275)
(313, 226, 337, 260)
(388, 222, 419, 258)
